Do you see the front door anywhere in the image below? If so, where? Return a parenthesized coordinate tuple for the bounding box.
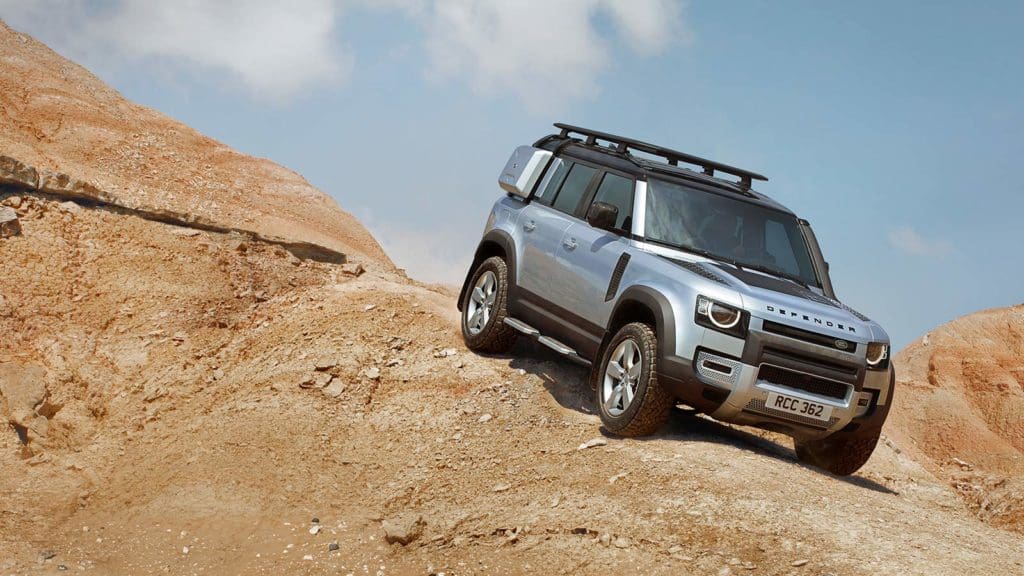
(551, 171, 636, 345)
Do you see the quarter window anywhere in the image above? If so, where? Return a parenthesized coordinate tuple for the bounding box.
(533, 158, 570, 206)
(551, 163, 598, 215)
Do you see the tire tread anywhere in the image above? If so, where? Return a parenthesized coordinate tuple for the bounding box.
(461, 256, 517, 354)
(598, 322, 674, 437)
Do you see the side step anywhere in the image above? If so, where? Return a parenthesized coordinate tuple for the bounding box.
(503, 317, 590, 366)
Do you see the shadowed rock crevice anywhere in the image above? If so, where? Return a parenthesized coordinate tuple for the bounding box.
(0, 154, 346, 264)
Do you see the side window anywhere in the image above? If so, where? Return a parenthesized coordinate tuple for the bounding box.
(765, 220, 800, 274)
(533, 158, 570, 206)
(551, 163, 598, 215)
(590, 172, 635, 233)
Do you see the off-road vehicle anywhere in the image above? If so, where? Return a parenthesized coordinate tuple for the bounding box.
(458, 124, 894, 475)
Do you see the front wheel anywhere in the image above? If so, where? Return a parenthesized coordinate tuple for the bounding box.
(460, 256, 517, 353)
(794, 430, 880, 476)
(595, 322, 674, 437)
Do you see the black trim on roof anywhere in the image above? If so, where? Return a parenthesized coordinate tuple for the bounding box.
(550, 123, 767, 189)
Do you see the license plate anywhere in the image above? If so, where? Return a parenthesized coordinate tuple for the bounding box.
(765, 391, 832, 422)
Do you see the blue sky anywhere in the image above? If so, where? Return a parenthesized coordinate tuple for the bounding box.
(2, 1, 1021, 349)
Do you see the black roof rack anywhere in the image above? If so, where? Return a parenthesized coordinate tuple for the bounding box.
(553, 123, 768, 190)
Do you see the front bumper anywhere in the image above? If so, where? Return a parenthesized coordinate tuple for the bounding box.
(665, 318, 893, 441)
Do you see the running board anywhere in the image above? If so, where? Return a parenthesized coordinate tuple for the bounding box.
(503, 317, 590, 366)
(503, 317, 538, 336)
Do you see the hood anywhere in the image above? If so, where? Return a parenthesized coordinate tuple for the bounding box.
(702, 262, 885, 343)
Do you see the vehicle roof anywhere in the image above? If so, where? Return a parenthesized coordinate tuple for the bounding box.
(536, 135, 794, 216)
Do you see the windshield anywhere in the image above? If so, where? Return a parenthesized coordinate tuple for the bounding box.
(645, 178, 821, 287)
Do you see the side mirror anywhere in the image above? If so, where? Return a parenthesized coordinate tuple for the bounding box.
(586, 201, 619, 232)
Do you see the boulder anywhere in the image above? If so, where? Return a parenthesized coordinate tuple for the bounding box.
(382, 514, 425, 545)
(341, 262, 365, 277)
(0, 155, 39, 189)
(0, 206, 20, 238)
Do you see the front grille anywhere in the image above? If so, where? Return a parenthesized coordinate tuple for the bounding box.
(757, 364, 850, 400)
(762, 320, 857, 353)
(744, 397, 839, 429)
(762, 346, 859, 378)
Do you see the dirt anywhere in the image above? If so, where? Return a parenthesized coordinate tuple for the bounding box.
(2, 18, 1024, 576)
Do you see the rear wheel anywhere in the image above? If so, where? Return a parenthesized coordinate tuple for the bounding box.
(595, 322, 674, 437)
(794, 430, 880, 476)
(460, 256, 517, 353)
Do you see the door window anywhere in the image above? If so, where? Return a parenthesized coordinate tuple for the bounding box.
(551, 163, 598, 215)
(590, 172, 635, 233)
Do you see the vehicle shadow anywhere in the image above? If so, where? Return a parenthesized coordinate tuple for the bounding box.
(502, 339, 897, 496)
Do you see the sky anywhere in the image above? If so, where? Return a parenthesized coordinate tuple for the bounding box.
(1, 0, 1021, 349)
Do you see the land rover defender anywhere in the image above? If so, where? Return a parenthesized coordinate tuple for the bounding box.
(458, 124, 894, 476)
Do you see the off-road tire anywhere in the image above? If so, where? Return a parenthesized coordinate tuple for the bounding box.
(596, 322, 674, 437)
(460, 256, 517, 353)
(794, 430, 881, 476)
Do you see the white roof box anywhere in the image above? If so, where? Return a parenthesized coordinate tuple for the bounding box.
(499, 146, 552, 199)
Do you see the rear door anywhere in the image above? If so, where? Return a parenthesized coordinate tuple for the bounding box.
(517, 160, 599, 298)
(551, 171, 636, 340)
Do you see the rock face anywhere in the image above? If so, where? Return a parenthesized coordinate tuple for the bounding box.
(0, 206, 20, 237)
(890, 304, 1024, 532)
(0, 20, 391, 267)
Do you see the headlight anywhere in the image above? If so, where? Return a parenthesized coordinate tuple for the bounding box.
(866, 342, 889, 369)
(696, 296, 748, 338)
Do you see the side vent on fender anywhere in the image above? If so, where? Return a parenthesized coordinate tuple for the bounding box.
(605, 253, 631, 301)
(668, 258, 729, 286)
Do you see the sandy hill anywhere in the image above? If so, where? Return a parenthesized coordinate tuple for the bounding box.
(888, 305, 1024, 532)
(0, 20, 390, 266)
(1, 20, 1023, 576)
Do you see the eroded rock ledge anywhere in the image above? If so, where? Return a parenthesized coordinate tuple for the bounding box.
(0, 155, 346, 264)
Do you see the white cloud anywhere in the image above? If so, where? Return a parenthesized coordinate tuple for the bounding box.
(0, 0, 349, 101)
(418, 0, 687, 111)
(888, 226, 954, 258)
(0, 0, 687, 108)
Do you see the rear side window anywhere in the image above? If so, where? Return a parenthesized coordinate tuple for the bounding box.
(533, 158, 570, 206)
(590, 172, 634, 232)
(551, 163, 598, 215)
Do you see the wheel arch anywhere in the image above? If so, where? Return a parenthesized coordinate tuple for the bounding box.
(457, 230, 517, 311)
(604, 285, 677, 363)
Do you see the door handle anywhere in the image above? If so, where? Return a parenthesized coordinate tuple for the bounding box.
(563, 237, 578, 250)
(523, 220, 536, 232)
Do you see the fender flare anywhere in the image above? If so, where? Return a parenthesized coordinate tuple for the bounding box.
(457, 229, 518, 311)
(608, 285, 678, 360)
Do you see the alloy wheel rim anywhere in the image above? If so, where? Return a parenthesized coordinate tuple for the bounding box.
(602, 338, 642, 416)
(465, 270, 497, 335)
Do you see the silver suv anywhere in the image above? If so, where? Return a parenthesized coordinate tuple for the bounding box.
(458, 124, 894, 476)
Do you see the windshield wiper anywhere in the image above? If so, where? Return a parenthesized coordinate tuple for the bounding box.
(646, 238, 818, 290)
(650, 240, 748, 271)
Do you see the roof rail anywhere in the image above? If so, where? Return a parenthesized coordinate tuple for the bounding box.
(553, 123, 768, 189)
